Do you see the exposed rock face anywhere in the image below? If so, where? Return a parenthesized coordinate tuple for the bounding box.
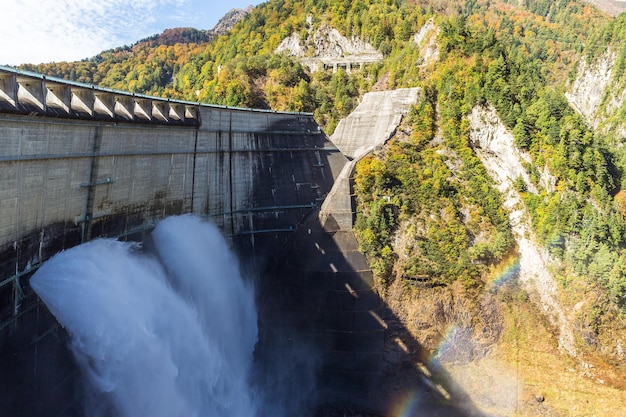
(566, 50, 616, 129)
(469, 105, 577, 357)
(413, 18, 440, 66)
(566, 49, 626, 138)
(385, 279, 504, 362)
(276, 24, 381, 58)
(469, 106, 538, 195)
(277, 32, 306, 56)
(582, 0, 626, 16)
(276, 24, 383, 72)
(212, 6, 254, 35)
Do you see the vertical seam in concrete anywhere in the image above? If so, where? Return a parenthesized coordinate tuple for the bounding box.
(82, 125, 103, 243)
(228, 112, 235, 235)
(12, 141, 24, 326)
(191, 128, 199, 213)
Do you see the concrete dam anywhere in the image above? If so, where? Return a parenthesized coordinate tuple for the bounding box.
(0, 67, 471, 417)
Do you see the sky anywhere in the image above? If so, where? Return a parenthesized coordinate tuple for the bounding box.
(0, 0, 266, 66)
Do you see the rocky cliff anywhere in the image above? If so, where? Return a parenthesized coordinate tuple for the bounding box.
(413, 18, 440, 67)
(583, 0, 626, 16)
(566, 49, 626, 139)
(375, 102, 626, 416)
(469, 105, 576, 356)
(212, 6, 254, 35)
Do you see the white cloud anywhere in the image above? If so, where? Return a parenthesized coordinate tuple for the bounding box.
(0, 0, 189, 65)
(0, 0, 264, 66)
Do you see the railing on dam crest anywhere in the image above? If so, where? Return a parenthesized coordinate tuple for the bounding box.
(0, 65, 312, 125)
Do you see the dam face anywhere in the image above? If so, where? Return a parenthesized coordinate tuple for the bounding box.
(0, 67, 347, 415)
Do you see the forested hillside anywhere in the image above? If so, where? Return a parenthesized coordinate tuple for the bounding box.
(23, 0, 626, 369)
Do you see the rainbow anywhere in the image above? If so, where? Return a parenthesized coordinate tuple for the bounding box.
(387, 256, 523, 416)
(388, 391, 422, 417)
(487, 257, 520, 293)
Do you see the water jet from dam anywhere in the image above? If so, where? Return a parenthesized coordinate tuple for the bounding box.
(30, 215, 261, 417)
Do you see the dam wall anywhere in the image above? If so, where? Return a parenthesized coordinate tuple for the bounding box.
(0, 72, 345, 415)
(0, 107, 341, 324)
(0, 68, 432, 417)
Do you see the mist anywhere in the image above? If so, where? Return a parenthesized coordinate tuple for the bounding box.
(30, 215, 259, 417)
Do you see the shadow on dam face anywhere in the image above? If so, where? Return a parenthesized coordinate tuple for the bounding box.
(252, 213, 487, 417)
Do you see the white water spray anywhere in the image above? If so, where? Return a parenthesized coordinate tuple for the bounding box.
(30, 215, 258, 417)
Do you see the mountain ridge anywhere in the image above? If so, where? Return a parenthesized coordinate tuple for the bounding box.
(97, 7, 254, 57)
(139, 6, 255, 47)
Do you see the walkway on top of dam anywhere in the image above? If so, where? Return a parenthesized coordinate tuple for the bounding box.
(0, 65, 311, 125)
